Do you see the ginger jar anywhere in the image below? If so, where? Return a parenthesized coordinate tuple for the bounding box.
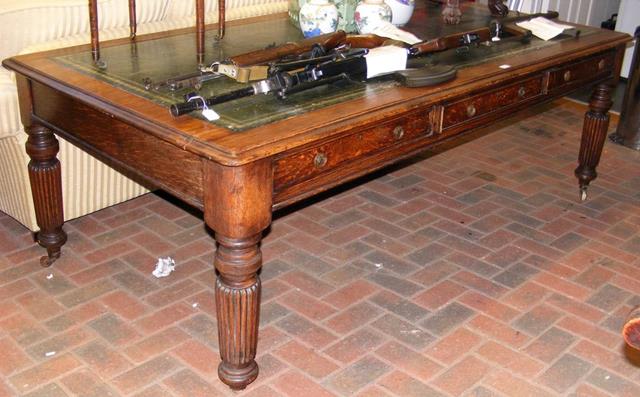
(355, 0, 392, 34)
(299, 0, 339, 38)
(384, 0, 414, 26)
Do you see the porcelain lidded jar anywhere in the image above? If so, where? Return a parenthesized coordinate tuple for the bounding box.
(384, 0, 414, 26)
(299, 0, 339, 38)
(355, 0, 392, 34)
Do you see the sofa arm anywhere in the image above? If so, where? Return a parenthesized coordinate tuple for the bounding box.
(0, 0, 170, 63)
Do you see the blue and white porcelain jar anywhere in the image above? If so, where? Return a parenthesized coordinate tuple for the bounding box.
(384, 0, 414, 26)
(299, 0, 339, 38)
(355, 0, 392, 34)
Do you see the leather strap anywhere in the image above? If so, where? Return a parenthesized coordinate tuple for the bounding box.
(216, 64, 269, 83)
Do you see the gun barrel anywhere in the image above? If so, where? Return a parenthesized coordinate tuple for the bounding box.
(170, 86, 256, 116)
(502, 10, 559, 24)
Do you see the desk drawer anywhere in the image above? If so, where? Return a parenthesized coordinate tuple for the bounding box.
(274, 109, 434, 190)
(547, 51, 615, 92)
(442, 76, 544, 130)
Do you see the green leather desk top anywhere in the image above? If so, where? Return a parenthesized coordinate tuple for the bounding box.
(53, 3, 589, 131)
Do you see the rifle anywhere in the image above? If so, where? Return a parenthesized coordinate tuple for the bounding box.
(170, 47, 456, 117)
(170, 51, 365, 117)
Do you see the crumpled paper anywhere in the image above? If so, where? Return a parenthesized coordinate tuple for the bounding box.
(152, 257, 176, 278)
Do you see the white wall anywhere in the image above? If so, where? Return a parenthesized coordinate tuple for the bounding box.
(504, 0, 621, 25)
(477, 0, 620, 26)
(616, 0, 639, 78)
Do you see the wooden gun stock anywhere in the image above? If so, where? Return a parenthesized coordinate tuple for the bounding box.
(409, 38, 448, 55)
(231, 30, 348, 66)
(342, 34, 391, 49)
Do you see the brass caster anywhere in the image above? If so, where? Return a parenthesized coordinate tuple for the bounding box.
(40, 249, 61, 267)
(579, 187, 588, 202)
(40, 255, 56, 267)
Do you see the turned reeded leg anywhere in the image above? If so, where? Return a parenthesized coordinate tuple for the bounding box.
(574, 82, 613, 201)
(203, 159, 272, 390)
(215, 233, 262, 389)
(25, 125, 67, 267)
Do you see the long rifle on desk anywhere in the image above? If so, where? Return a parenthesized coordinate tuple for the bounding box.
(170, 48, 424, 117)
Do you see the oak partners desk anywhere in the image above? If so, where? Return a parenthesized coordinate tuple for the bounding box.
(2, 6, 631, 391)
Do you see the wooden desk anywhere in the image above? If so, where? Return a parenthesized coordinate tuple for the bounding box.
(2, 5, 630, 390)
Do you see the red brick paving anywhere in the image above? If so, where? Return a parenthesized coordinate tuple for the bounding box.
(1, 99, 640, 396)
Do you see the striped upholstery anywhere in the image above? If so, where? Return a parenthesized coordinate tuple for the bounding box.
(57, 136, 150, 227)
(0, 0, 286, 231)
(0, 135, 33, 229)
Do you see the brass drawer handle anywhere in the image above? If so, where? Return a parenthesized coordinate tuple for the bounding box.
(518, 86, 526, 98)
(598, 59, 605, 70)
(466, 104, 477, 118)
(563, 70, 572, 82)
(393, 126, 405, 140)
(314, 152, 327, 168)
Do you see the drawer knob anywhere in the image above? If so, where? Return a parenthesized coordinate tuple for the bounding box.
(466, 104, 477, 118)
(563, 70, 572, 82)
(518, 86, 526, 98)
(598, 59, 605, 70)
(393, 126, 405, 140)
(314, 152, 328, 168)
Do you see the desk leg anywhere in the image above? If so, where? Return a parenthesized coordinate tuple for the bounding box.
(215, 233, 261, 389)
(204, 160, 272, 390)
(575, 82, 613, 201)
(25, 125, 67, 266)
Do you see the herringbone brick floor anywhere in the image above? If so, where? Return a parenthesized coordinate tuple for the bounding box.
(1, 99, 640, 396)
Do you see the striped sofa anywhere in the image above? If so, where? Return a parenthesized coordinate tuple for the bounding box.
(0, 0, 287, 231)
